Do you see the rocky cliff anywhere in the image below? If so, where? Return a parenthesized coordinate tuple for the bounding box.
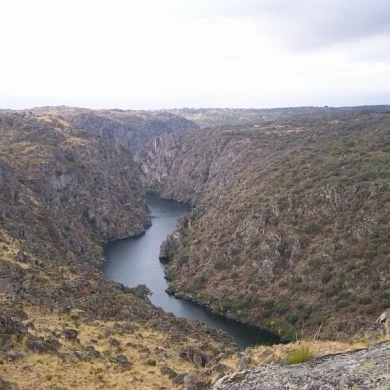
(138, 109, 390, 340)
(29, 106, 199, 151)
(0, 111, 237, 389)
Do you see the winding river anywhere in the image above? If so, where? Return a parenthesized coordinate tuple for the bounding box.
(103, 195, 279, 348)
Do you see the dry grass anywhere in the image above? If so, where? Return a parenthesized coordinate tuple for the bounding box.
(221, 337, 390, 371)
(285, 345, 312, 364)
(1, 305, 204, 390)
(0, 230, 31, 269)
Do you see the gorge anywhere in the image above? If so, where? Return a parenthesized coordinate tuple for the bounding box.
(0, 106, 388, 389)
(104, 195, 280, 348)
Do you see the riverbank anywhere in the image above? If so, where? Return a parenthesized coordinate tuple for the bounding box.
(166, 287, 282, 344)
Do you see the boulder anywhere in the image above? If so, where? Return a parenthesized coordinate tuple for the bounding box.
(376, 309, 390, 334)
(0, 279, 14, 294)
(110, 354, 131, 369)
(60, 329, 78, 342)
(85, 346, 100, 359)
(108, 337, 120, 347)
(236, 355, 251, 371)
(25, 336, 61, 354)
(173, 373, 188, 384)
(178, 345, 210, 367)
(15, 250, 29, 263)
(160, 365, 178, 379)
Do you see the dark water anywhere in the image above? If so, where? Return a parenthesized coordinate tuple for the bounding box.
(103, 195, 279, 348)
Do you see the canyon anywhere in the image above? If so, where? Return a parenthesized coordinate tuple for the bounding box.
(138, 108, 389, 341)
(0, 106, 389, 389)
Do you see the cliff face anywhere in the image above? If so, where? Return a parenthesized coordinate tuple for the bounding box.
(0, 111, 150, 267)
(138, 110, 390, 340)
(29, 106, 199, 151)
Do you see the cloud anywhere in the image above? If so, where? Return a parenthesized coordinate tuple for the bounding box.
(0, 0, 389, 109)
(178, 0, 390, 50)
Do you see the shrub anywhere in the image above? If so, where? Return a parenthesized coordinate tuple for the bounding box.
(334, 249, 348, 261)
(321, 271, 333, 284)
(363, 244, 377, 261)
(305, 223, 322, 235)
(324, 286, 337, 297)
(285, 346, 312, 364)
(268, 320, 276, 330)
(214, 260, 229, 270)
(307, 257, 321, 268)
(274, 301, 289, 314)
(287, 313, 299, 324)
(295, 301, 305, 310)
(219, 299, 232, 313)
(303, 305, 313, 319)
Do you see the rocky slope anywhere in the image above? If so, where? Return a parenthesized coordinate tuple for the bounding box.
(29, 106, 199, 151)
(213, 342, 390, 389)
(0, 111, 237, 389)
(138, 109, 390, 340)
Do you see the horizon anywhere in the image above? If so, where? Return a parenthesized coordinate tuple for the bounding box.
(1, 101, 390, 112)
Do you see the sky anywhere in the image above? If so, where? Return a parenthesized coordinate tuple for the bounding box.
(0, 0, 389, 109)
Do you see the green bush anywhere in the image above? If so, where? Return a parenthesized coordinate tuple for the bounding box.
(274, 301, 289, 314)
(305, 223, 322, 235)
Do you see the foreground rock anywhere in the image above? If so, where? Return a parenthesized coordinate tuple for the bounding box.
(212, 342, 390, 390)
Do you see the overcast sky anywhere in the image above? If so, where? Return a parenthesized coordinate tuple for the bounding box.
(1, 0, 389, 109)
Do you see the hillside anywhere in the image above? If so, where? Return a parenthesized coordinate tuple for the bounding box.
(163, 106, 390, 129)
(27, 106, 199, 151)
(138, 109, 390, 340)
(0, 111, 237, 389)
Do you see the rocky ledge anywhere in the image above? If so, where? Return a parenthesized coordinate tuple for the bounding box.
(213, 341, 390, 390)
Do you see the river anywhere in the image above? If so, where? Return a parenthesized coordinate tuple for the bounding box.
(103, 195, 279, 348)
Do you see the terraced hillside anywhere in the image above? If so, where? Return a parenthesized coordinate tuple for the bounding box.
(138, 109, 390, 340)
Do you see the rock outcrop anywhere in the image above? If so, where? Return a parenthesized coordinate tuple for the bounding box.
(212, 342, 390, 390)
(376, 309, 390, 335)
